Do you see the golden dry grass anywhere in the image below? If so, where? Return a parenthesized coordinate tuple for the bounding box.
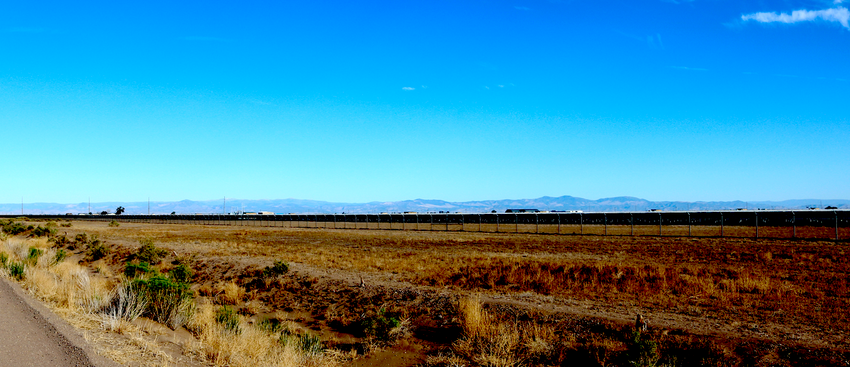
(454, 295, 522, 367)
(1, 232, 352, 367)
(58, 221, 850, 334)
(23, 220, 850, 366)
(187, 302, 348, 367)
(220, 281, 245, 305)
(452, 295, 582, 367)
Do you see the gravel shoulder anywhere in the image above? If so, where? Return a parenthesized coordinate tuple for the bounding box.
(0, 277, 118, 367)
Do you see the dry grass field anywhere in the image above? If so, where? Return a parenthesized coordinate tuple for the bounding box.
(9, 219, 850, 366)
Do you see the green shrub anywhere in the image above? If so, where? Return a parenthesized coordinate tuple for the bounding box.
(8, 262, 26, 280)
(359, 308, 401, 341)
(1, 221, 28, 235)
(31, 225, 56, 238)
(124, 261, 152, 278)
(628, 331, 661, 367)
(49, 234, 71, 248)
(108, 220, 120, 227)
(298, 333, 324, 355)
(53, 249, 68, 265)
(259, 317, 285, 333)
(280, 332, 324, 355)
(0, 253, 8, 267)
(168, 264, 193, 284)
(135, 239, 167, 264)
(216, 305, 241, 334)
(86, 237, 110, 261)
(60, 222, 72, 228)
(262, 260, 289, 278)
(74, 233, 88, 244)
(132, 275, 194, 329)
(26, 247, 44, 265)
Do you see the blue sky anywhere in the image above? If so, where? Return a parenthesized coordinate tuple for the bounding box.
(1, 0, 848, 204)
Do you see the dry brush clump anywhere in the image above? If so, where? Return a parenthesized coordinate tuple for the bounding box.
(186, 302, 349, 367)
(442, 295, 741, 367)
(421, 257, 776, 297)
(453, 295, 524, 367)
(0, 237, 115, 325)
(418, 257, 789, 318)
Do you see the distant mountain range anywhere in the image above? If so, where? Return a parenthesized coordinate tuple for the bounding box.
(1, 196, 848, 215)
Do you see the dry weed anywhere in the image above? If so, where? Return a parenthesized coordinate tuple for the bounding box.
(187, 302, 342, 367)
(454, 295, 522, 367)
(523, 323, 556, 360)
(220, 281, 245, 305)
(423, 353, 468, 367)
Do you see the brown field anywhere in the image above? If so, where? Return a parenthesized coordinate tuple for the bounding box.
(29, 220, 850, 366)
(88, 216, 850, 240)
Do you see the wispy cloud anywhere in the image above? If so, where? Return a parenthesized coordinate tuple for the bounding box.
(670, 66, 708, 71)
(616, 30, 665, 50)
(741, 7, 850, 29)
(514, 6, 530, 11)
(402, 87, 415, 91)
(648, 33, 664, 50)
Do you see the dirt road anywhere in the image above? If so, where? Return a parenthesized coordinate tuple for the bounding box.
(0, 277, 116, 367)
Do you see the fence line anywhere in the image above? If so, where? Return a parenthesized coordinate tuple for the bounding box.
(3, 210, 848, 241)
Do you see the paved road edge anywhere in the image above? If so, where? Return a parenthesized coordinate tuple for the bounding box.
(0, 277, 120, 367)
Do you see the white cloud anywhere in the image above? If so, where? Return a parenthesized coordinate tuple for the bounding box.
(402, 87, 415, 91)
(835, 0, 845, 4)
(741, 7, 850, 29)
